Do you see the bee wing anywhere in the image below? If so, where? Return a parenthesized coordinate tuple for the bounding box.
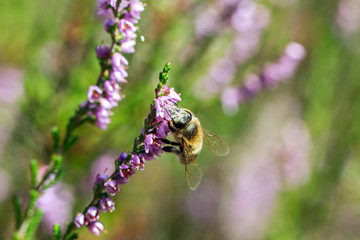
(182, 140, 203, 191)
(202, 128, 230, 157)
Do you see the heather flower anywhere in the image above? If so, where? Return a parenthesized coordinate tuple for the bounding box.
(130, 154, 145, 170)
(96, 173, 109, 185)
(99, 196, 115, 212)
(104, 18, 116, 32)
(85, 0, 145, 130)
(73, 64, 180, 236)
(118, 19, 138, 39)
(156, 120, 170, 138)
(121, 39, 136, 53)
(104, 179, 120, 196)
(117, 164, 135, 184)
(95, 45, 111, 59)
(87, 86, 103, 103)
(88, 221, 105, 236)
(74, 213, 85, 228)
(154, 86, 182, 121)
(117, 151, 128, 162)
(85, 206, 100, 222)
(124, 0, 145, 23)
(112, 52, 129, 68)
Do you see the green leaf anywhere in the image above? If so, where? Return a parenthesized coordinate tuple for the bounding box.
(53, 224, 61, 240)
(24, 209, 43, 240)
(29, 160, 38, 189)
(13, 195, 23, 229)
(51, 126, 60, 152)
(24, 190, 38, 219)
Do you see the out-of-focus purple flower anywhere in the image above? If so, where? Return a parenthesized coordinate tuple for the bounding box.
(0, 68, 24, 105)
(130, 154, 145, 170)
(88, 221, 105, 236)
(261, 42, 306, 86)
(221, 87, 240, 115)
(86, 206, 100, 222)
(74, 213, 85, 228)
(221, 42, 306, 114)
(336, 0, 360, 36)
(37, 183, 73, 233)
(195, 58, 236, 99)
(87, 86, 103, 103)
(195, 9, 221, 38)
(104, 179, 120, 196)
(99, 196, 115, 212)
(95, 45, 111, 59)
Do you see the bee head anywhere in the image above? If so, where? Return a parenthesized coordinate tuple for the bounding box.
(169, 108, 192, 129)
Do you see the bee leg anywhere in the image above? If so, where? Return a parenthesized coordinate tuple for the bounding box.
(159, 138, 181, 146)
(162, 146, 181, 154)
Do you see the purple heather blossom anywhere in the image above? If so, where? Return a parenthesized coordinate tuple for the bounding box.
(118, 19, 138, 39)
(130, 154, 145, 170)
(86, 206, 100, 222)
(95, 107, 112, 129)
(95, 45, 111, 59)
(104, 80, 122, 107)
(154, 86, 181, 121)
(117, 151, 128, 162)
(121, 39, 136, 53)
(74, 213, 85, 228)
(87, 0, 145, 130)
(99, 196, 115, 212)
(88, 221, 105, 236)
(104, 18, 115, 32)
(87, 86, 103, 103)
(156, 120, 170, 138)
(124, 1, 145, 23)
(104, 179, 120, 196)
(96, 173, 109, 185)
(112, 52, 129, 67)
(118, 164, 136, 181)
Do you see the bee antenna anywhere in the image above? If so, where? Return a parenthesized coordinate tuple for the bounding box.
(169, 100, 181, 109)
(164, 107, 173, 120)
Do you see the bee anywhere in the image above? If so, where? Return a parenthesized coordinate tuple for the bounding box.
(162, 108, 230, 191)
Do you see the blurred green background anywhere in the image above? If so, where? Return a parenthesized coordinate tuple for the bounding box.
(1, 0, 360, 239)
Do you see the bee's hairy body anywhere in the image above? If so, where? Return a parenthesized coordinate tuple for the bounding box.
(170, 114, 203, 164)
(163, 107, 230, 191)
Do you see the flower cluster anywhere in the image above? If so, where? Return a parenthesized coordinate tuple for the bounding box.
(73, 64, 182, 235)
(86, 0, 145, 129)
(221, 42, 306, 114)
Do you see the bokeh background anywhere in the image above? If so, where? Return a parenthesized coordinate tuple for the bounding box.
(1, 0, 360, 239)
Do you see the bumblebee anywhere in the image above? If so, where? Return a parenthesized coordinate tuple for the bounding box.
(162, 108, 230, 191)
